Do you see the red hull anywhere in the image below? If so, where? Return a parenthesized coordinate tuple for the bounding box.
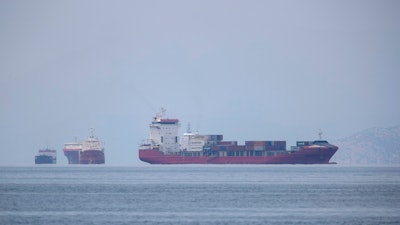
(63, 150, 105, 164)
(139, 146, 338, 164)
(79, 150, 105, 164)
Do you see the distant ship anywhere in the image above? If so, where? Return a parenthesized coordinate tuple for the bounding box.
(63, 129, 105, 164)
(139, 109, 338, 164)
(35, 149, 56, 164)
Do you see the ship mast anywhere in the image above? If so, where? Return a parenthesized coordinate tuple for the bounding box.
(158, 108, 166, 118)
(154, 108, 166, 122)
(90, 128, 95, 137)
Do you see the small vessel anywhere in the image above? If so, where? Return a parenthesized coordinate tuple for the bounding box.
(139, 109, 338, 164)
(63, 129, 105, 164)
(35, 149, 56, 164)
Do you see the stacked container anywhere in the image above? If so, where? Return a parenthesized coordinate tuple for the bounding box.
(245, 141, 286, 151)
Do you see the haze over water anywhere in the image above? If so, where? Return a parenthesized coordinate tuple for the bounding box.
(1, 1, 400, 166)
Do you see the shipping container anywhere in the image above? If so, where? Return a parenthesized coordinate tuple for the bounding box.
(254, 151, 264, 156)
(296, 141, 313, 146)
(226, 145, 245, 151)
(245, 141, 271, 146)
(217, 141, 238, 146)
(290, 146, 301, 151)
(245, 140, 286, 147)
(206, 135, 223, 141)
(246, 145, 254, 151)
(254, 145, 265, 151)
(211, 146, 221, 151)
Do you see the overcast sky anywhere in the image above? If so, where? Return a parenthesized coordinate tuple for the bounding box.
(1, 0, 399, 166)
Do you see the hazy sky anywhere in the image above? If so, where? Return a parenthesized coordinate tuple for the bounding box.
(1, 0, 399, 166)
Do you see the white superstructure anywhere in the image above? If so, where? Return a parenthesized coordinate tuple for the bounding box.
(180, 133, 209, 152)
(148, 108, 180, 152)
(82, 129, 104, 152)
(63, 142, 82, 151)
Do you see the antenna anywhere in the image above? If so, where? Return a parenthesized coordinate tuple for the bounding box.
(156, 107, 166, 119)
(90, 128, 95, 137)
(318, 129, 323, 140)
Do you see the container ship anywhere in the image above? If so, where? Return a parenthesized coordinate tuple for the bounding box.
(63, 129, 105, 164)
(139, 109, 338, 164)
(35, 149, 57, 164)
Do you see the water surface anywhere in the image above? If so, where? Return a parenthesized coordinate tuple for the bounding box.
(1, 165, 399, 224)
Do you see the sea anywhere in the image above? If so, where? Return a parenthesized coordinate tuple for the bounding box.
(0, 165, 399, 225)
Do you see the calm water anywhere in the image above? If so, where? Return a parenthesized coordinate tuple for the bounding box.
(0, 165, 399, 225)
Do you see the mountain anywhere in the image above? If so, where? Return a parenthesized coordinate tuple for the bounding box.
(331, 125, 400, 165)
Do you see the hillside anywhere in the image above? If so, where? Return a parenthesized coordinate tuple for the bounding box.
(331, 125, 400, 165)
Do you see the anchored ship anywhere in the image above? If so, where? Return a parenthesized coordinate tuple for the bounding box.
(139, 109, 338, 164)
(63, 129, 105, 164)
(63, 141, 81, 164)
(35, 149, 57, 164)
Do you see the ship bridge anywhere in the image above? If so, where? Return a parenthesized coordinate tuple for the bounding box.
(149, 109, 180, 152)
